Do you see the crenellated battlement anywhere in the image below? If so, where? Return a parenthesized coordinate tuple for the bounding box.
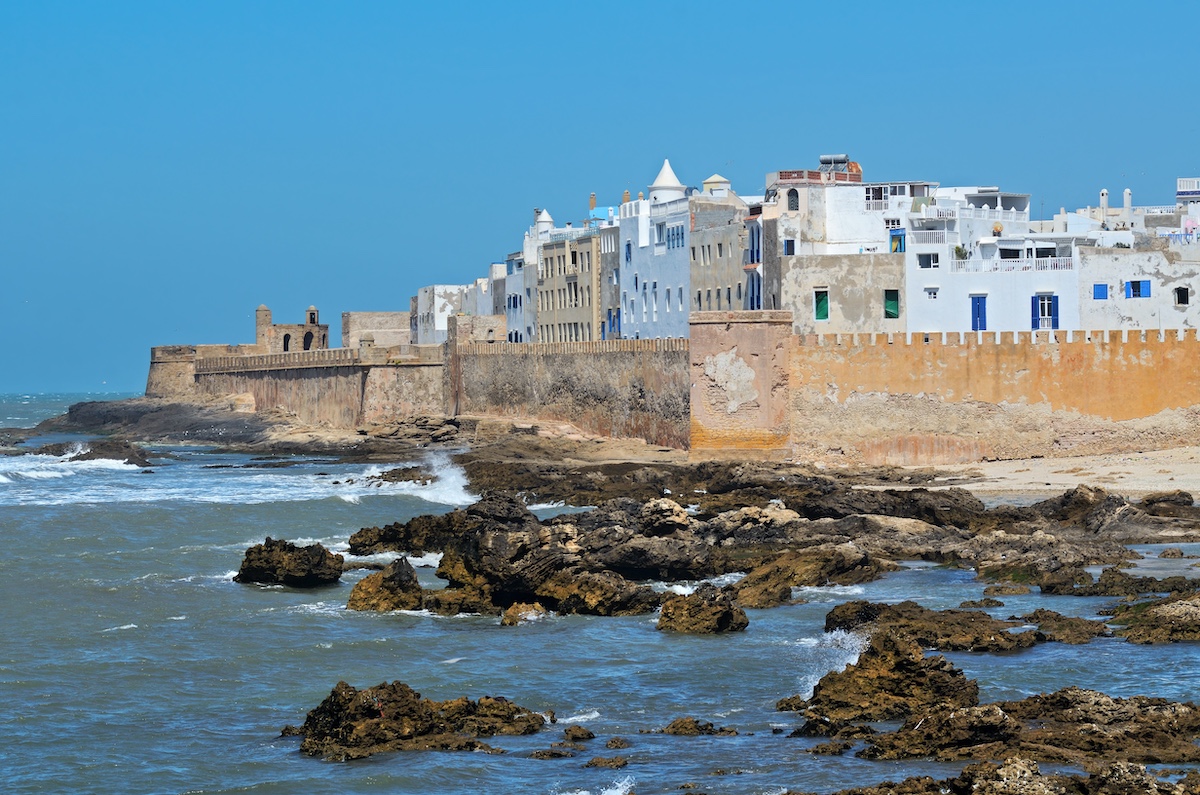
(801, 328, 1200, 348)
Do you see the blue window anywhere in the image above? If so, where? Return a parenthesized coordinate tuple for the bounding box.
(625, 242, 631, 263)
(1031, 294, 1059, 330)
(1093, 284, 1108, 300)
(783, 239, 796, 256)
(1125, 280, 1151, 298)
(971, 295, 987, 331)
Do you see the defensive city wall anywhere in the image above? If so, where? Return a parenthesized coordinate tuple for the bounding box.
(149, 312, 1200, 464)
(690, 311, 1200, 464)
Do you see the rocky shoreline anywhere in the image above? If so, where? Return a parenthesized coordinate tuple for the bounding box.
(13, 397, 1200, 792)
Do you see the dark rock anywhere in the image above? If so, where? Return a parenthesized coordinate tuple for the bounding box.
(657, 584, 748, 633)
(605, 736, 630, 749)
(583, 755, 628, 768)
(808, 740, 852, 755)
(346, 557, 422, 611)
(563, 725, 594, 742)
(732, 544, 898, 609)
(1159, 547, 1186, 558)
(1066, 567, 1200, 597)
(984, 583, 1030, 596)
(660, 717, 737, 736)
(234, 537, 343, 587)
(291, 680, 545, 760)
(500, 601, 549, 626)
(33, 439, 154, 468)
(1111, 593, 1200, 643)
(959, 597, 1004, 608)
(530, 748, 574, 759)
(779, 630, 978, 722)
(1018, 608, 1111, 644)
(860, 686, 1200, 765)
(860, 703, 1024, 761)
(824, 600, 1036, 652)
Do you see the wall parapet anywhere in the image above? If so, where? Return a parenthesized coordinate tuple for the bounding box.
(458, 338, 688, 356)
(195, 348, 363, 373)
(800, 328, 1200, 349)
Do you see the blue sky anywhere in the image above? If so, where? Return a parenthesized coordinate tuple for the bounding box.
(2, 1, 1196, 392)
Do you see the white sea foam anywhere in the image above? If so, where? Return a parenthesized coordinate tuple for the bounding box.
(167, 615, 187, 621)
(526, 501, 566, 511)
(440, 657, 465, 665)
(555, 777, 637, 795)
(101, 624, 138, 632)
(560, 710, 600, 723)
(405, 552, 443, 568)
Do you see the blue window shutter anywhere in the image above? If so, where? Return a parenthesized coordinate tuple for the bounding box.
(1143, 280, 1151, 297)
(1125, 282, 1133, 299)
(1031, 296, 1039, 329)
(1051, 295, 1060, 329)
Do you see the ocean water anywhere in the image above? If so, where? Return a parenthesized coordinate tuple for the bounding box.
(2, 395, 1199, 795)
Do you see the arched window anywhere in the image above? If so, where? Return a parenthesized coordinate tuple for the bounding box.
(282, 334, 291, 352)
(787, 188, 799, 212)
(303, 331, 314, 350)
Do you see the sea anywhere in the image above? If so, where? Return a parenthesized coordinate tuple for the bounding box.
(2, 392, 1199, 795)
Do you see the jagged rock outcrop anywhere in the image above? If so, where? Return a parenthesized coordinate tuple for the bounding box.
(657, 583, 748, 633)
(777, 630, 978, 722)
(286, 680, 545, 760)
(824, 600, 1038, 652)
(831, 756, 1192, 795)
(234, 537, 343, 587)
(732, 544, 899, 609)
(860, 686, 1200, 765)
(33, 439, 154, 468)
(1064, 566, 1200, 597)
(1112, 592, 1200, 644)
(346, 557, 423, 611)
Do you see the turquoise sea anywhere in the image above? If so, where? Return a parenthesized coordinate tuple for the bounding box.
(2, 393, 1199, 795)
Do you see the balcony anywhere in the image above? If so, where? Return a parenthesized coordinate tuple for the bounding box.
(957, 207, 1028, 223)
(950, 257, 1074, 273)
(909, 230, 947, 245)
(909, 205, 958, 220)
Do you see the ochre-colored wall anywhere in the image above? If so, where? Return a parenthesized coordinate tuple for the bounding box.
(689, 311, 793, 459)
(692, 320, 1200, 464)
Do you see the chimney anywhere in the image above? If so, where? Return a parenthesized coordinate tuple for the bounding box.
(589, 192, 597, 210)
(622, 189, 631, 203)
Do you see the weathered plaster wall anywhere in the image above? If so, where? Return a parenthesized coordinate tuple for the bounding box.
(692, 316, 1200, 465)
(689, 312, 793, 459)
(790, 329, 1200, 464)
(455, 339, 690, 448)
(342, 312, 411, 349)
(196, 366, 366, 428)
(781, 253, 905, 335)
(1077, 248, 1200, 330)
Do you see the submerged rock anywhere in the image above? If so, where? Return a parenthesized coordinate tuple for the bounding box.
(290, 680, 546, 760)
(658, 717, 737, 736)
(500, 601, 549, 626)
(234, 537, 343, 587)
(657, 583, 748, 633)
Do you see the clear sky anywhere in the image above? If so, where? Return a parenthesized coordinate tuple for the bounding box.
(3, 1, 1197, 392)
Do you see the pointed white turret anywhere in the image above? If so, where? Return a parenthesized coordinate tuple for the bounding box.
(649, 159, 686, 203)
(534, 208, 554, 237)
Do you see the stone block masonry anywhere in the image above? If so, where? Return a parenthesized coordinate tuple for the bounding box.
(455, 338, 690, 448)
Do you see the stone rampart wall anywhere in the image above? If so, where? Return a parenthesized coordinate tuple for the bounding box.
(692, 318, 1200, 464)
(455, 338, 690, 448)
